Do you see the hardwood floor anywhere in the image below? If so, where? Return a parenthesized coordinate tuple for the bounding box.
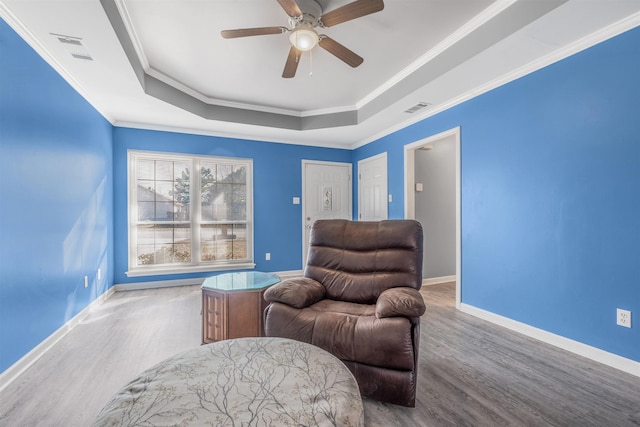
(1, 283, 638, 426)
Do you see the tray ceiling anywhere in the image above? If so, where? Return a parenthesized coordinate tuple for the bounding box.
(1, 0, 639, 148)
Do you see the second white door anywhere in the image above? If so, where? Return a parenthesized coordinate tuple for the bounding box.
(358, 153, 388, 221)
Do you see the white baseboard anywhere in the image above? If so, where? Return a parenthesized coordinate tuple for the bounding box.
(459, 303, 640, 378)
(114, 277, 205, 291)
(422, 275, 456, 286)
(0, 287, 116, 394)
(275, 270, 304, 279)
(113, 270, 305, 291)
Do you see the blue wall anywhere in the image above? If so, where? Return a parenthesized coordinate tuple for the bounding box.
(112, 127, 352, 284)
(354, 27, 640, 362)
(0, 19, 114, 372)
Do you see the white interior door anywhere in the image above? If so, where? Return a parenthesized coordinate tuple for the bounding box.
(358, 153, 388, 221)
(302, 160, 352, 265)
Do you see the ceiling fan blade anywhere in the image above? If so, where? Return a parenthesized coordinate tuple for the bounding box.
(221, 27, 287, 39)
(283, 46, 302, 78)
(277, 0, 302, 17)
(318, 36, 363, 68)
(320, 0, 384, 27)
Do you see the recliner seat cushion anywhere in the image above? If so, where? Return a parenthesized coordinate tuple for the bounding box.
(265, 300, 415, 371)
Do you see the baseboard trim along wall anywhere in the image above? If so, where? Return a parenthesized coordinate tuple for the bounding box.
(112, 270, 305, 292)
(113, 277, 205, 292)
(0, 286, 116, 394)
(460, 303, 640, 378)
(422, 275, 457, 286)
(274, 270, 304, 279)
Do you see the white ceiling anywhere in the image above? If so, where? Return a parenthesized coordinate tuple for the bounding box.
(1, 0, 639, 149)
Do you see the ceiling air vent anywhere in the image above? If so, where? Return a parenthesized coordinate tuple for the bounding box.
(404, 102, 431, 114)
(52, 33, 93, 61)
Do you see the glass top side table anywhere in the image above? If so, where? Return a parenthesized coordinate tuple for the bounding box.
(202, 271, 280, 292)
(201, 271, 280, 344)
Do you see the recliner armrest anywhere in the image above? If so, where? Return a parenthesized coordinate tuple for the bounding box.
(376, 287, 426, 319)
(263, 277, 326, 309)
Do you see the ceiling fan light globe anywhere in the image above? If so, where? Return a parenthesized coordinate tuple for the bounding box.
(289, 28, 319, 51)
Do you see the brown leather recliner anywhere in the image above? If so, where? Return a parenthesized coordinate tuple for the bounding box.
(264, 219, 425, 407)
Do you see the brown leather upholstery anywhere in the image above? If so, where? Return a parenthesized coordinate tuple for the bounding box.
(264, 219, 425, 407)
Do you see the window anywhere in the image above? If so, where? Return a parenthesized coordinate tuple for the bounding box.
(127, 150, 253, 276)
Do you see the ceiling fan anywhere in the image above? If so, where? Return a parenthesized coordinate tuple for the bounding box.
(221, 0, 384, 78)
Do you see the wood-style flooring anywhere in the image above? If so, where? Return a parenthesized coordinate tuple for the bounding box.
(0, 283, 638, 426)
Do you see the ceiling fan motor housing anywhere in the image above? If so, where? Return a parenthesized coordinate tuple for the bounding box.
(289, 0, 323, 28)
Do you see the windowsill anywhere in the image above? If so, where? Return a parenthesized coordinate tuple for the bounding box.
(125, 262, 256, 277)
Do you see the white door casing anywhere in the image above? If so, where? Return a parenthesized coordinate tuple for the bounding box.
(404, 127, 461, 308)
(302, 160, 352, 266)
(358, 153, 388, 221)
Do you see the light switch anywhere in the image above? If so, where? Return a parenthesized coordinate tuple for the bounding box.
(416, 183, 424, 192)
(293, 197, 300, 205)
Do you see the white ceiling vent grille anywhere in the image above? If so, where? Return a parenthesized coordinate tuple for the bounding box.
(52, 33, 93, 61)
(404, 102, 431, 114)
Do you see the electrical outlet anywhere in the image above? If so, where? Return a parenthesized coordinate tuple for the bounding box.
(265, 253, 271, 261)
(84, 276, 89, 288)
(617, 309, 631, 328)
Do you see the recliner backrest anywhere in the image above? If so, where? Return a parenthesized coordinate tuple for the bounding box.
(304, 220, 423, 304)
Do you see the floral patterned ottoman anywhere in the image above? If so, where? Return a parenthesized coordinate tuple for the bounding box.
(94, 337, 363, 426)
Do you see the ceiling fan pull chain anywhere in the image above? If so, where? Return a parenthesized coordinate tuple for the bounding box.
(310, 50, 313, 77)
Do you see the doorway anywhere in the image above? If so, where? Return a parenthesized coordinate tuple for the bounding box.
(301, 160, 352, 265)
(404, 127, 461, 308)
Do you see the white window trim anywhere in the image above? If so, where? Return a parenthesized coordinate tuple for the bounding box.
(126, 150, 254, 277)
